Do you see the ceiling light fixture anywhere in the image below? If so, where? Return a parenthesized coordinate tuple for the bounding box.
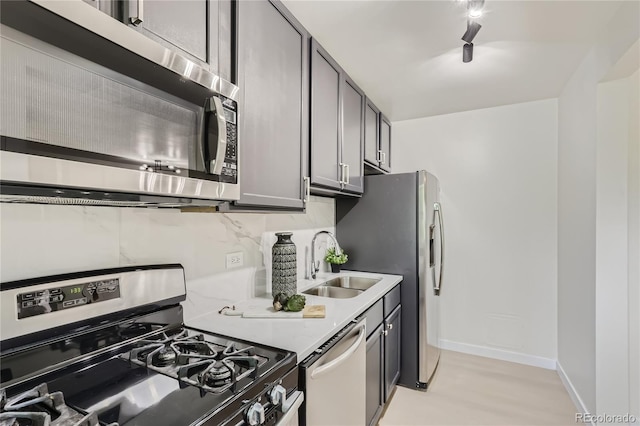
(460, 0, 485, 63)
(463, 43, 474, 63)
(461, 21, 482, 43)
(467, 0, 485, 17)
(468, 8, 483, 18)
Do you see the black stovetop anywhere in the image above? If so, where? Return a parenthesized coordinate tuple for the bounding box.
(0, 308, 296, 426)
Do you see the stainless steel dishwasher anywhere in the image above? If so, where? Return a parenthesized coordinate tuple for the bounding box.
(299, 318, 367, 425)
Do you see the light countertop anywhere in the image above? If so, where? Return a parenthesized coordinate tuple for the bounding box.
(183, 271, 403, 363)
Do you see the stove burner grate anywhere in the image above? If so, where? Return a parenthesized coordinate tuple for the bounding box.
(198, 360, 234, 388)
(125, 329, 269, 395)
(129, 329, 226, 369)
(0, 384, 118, 426)
(153, 346, 178, 367)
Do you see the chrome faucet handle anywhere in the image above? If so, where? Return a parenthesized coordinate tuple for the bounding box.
(310, 260, 320, 279)
(310, 230, 341, 279)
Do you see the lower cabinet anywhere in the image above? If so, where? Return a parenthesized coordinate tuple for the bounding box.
(384, 305, 401, 400)
(366, 324, 384, 426)
(364, 286, 402, 426)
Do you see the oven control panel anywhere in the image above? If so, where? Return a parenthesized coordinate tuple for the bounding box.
(17, 278, 121, 319)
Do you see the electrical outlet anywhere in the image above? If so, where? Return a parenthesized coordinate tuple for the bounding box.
(226, 252, 244, 269)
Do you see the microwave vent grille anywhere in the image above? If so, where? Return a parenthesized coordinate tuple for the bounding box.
(1, 34, 197, 170)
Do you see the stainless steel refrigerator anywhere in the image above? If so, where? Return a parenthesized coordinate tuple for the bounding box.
(336, 170, 444, 390)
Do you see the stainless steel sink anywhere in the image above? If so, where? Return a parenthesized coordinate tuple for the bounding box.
(321, 276, 381, 291)
(302, 276, 381, 299)
(303, 285, 362, 299)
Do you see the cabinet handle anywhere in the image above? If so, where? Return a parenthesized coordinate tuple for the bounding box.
(387, 323, 393, 330)
(303, 177, 310, 204)
(377, 150, 382, 163)
(339, 163, 346, 185)
(381, 152, 387, 165)
(130, 0, 144, 25)
(345, 163, 350, 185)
(342, 164, 347, 188)
(382, 329, 388, 336)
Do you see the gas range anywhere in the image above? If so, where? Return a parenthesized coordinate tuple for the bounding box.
(0, 265, 301, 426)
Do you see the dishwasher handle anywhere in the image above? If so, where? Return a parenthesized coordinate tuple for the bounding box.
(310, 323, 366, 379)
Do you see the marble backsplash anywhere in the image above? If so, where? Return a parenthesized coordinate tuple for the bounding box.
(0, 196, 335, 298)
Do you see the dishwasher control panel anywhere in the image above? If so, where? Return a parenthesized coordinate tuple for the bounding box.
(17, 278, 121, 319)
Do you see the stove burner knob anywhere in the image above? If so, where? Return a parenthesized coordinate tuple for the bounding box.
(245, 401, 265, 426)
(268, 384, 287, 406)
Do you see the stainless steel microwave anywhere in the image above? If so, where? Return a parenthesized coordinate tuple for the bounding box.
(0, 26, 240, 207)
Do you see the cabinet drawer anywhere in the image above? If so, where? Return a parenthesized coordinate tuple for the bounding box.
(363, 299, 384, 338)
(383, 284, 401, 317)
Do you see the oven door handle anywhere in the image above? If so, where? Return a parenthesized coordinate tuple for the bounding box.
(310, 323, 365, 379)
(275, 391, 304, 426)
(205, 96, 227, 175)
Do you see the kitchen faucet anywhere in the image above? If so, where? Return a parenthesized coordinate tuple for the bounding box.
(310, 230, 342, 280)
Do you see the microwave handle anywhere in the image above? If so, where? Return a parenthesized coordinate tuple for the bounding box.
(206, 96, 227, 175)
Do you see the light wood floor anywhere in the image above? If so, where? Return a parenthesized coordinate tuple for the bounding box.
(379, 350, 577, 426)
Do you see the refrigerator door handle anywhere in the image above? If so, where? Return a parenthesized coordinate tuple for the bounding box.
(432, 202, 444, 295)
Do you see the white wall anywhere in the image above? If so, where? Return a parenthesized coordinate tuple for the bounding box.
(596, 75, 634, 419)
(392, 98, 558, 367)
(557, 1, 639, 416)
(0, 196, 335, 301)
(557, 50, 598, 413)
(628, 69, 640, 423)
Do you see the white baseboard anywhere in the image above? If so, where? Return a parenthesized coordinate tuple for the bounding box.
(556, 361, 594, 426)
(439, 339, 557, 370)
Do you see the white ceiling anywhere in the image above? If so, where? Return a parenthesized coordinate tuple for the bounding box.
(282, 0, 625, 121)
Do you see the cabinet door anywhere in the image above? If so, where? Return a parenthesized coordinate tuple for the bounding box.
(234, 0, 309, 209)
(310, 39, 342, 190)
(341, 76, 364, 194)
(380, 114, 392, 172)
(384, 305, 402, 401)
(364, 99, 380, 167)
(366, 325, 385, 426)
(125, 0, 210, 66)
(217, 0, 232, 80)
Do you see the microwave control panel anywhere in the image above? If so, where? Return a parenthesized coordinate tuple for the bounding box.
(17, 278, 121, 319)
(220, 96, 238, 184)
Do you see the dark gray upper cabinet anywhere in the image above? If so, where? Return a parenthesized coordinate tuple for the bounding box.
(384, 305, 402, 401)
(364, 99, 380, 166)
(310, 39, 342, 191)
(380, 114, 392, 172)
(341, 77, 365, 194)
(364, 99, 392, 174)
(233, 0, 309, 209)
(123, 0, 214, 71)
(217, 0, 233, 81)
(310, 38, 364, 195)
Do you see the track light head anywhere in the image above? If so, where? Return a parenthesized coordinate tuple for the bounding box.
(461, 21, 482, 43)
(467, 0, 485, 18)
(463, 43, 474, 63)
